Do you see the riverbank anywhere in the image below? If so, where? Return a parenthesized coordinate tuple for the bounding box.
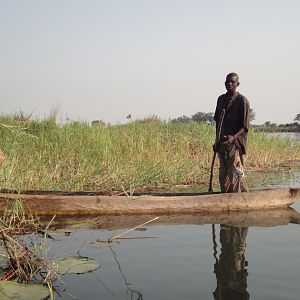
(253, 124, 300, 132)
(0, 115, 299, 193)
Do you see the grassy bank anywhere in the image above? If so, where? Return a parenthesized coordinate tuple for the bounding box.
(0, 115, 299, 193)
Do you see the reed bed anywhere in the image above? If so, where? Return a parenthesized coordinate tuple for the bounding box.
(0, 114, 299, 193)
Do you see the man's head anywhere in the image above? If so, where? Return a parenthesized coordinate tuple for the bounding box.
(225, 72, 240, 94)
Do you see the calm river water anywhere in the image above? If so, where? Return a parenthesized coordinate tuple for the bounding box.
(48, 132, 300, 300)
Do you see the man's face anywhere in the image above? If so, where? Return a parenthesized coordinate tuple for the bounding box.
(225, 76, 239, 93)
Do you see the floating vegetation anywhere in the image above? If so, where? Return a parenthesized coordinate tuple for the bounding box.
(0, 201, 58, 298)
(0, 280, 50, 300)
(89, 239, 118, 248)
(0, 200, 57, 285)
(54, 256, 100, 275)
(0, 200, 103, 298)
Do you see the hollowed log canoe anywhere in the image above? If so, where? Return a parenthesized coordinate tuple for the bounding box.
(0, 187, 299, 216)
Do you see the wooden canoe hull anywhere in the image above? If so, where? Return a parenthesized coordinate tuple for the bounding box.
(0, 188, 299, 216)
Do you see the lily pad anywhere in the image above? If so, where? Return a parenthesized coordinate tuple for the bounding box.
(54, 256, 100, 274)
(0, 281, 50, 300)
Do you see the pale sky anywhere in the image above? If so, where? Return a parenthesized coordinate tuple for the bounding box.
(1, 0, 299, 125)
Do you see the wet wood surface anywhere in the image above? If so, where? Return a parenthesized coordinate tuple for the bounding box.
(0, 188, 299, 216)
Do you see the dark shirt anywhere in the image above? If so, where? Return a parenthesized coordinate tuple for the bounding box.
(214, 92, 250, 155)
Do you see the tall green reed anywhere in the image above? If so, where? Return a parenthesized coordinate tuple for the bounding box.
(0, 114, 299, 193)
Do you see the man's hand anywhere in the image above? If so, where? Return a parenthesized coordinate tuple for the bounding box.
(222, 128, 246, 145)
(223, 135, 236, 145)
(213, 143, 219, 152)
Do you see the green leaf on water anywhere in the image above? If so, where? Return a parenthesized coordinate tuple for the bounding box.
(54, 256, 100, 274)
(0, 281, 50, 300)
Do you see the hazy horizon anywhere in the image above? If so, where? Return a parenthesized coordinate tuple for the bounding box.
(1, 0, 299, 125)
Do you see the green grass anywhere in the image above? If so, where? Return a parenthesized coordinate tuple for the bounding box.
(0, 115, 299, 193)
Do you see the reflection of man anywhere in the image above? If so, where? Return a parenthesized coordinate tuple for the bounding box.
(213, 225, 249, 300)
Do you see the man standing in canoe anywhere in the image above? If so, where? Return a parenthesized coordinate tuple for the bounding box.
(213, 72, 250, 193)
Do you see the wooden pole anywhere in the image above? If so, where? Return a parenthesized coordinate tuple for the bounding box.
(208, 109, 225, 193)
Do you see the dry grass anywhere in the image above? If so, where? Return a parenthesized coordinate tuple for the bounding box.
(0, 148, 5, 167)
(0, 200, 58, 284)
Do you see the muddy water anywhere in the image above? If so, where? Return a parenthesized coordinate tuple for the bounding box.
(46, 132, 300, 299)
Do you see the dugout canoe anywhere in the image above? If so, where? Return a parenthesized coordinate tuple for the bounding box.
(0, 187, 299, 216)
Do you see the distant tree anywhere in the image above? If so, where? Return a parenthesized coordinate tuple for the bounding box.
(264, 121, 271, 126)
(91, 120, 105, 127)
(264, 121, 277, 127)
(249, 109, 255, 123)
(294, 113, 300, 122)
(171, 115, 191, 123)
(191, 112, 214, 123)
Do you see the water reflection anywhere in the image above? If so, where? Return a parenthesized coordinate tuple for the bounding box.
(213, 225, 249, 300)
(49, 207, 300, 230)
(43, 206, 300, 299)
(109, 246, 144, 300)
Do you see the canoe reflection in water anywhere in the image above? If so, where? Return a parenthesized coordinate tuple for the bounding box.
(213, 224, 249, 300)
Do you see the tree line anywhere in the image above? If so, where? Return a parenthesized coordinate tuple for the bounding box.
(171, 109, 256, 124)
(170, 110, 300, 132)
